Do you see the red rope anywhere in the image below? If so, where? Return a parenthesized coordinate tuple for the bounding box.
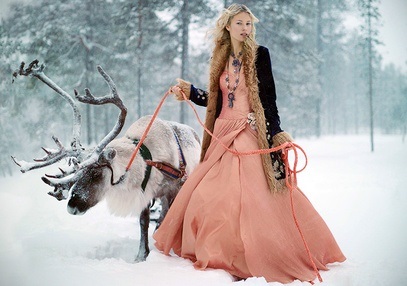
(125, 91, 171, 171)
(125, 90, 322, 283)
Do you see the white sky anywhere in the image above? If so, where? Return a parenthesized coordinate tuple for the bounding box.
(1, 0, 406, 72)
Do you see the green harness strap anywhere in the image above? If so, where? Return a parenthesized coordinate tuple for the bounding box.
(133, 139, 152, 192)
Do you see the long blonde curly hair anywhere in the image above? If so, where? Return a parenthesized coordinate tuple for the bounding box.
(203, 5, 281, 192)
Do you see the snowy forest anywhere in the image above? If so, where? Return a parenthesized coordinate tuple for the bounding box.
(1, 0, 406, 177)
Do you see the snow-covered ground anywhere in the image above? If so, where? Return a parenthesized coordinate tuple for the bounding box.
(1, 135, 406, 286)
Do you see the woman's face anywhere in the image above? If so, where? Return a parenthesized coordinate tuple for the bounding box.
(226, 12, 253, 44)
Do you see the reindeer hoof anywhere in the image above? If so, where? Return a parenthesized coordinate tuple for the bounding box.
(134, 249, 149, 263)
(134, 256, 147, 263)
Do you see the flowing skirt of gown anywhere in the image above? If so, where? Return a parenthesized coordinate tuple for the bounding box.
(153, 72, 345, 283)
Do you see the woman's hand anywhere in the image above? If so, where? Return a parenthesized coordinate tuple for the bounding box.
(168, 85, 184, 100)
(168, 78, 191, 101)
(272, 131, 293, 147)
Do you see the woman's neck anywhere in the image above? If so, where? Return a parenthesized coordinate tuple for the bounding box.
(231, 41, 243, 56)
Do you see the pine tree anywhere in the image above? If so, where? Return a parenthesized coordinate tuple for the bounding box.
(358, 0, 382, 151)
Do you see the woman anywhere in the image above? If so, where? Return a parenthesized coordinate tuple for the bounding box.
(154, 4, 345, 283)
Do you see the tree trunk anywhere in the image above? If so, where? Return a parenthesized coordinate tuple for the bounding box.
(85, 0, 94, 145)
(180, 0, 190, 124)
(136, 0, 144, 118)
(367, 0, 374, 152)
(315, 0, 322, 137)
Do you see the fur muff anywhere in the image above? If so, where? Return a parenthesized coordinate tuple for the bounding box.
(175, 78, 192, 100)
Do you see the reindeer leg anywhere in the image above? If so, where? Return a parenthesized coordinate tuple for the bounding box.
(155, 188, 178, 231)
(135, 206, 150, 262)
(155, 196, 169, 231)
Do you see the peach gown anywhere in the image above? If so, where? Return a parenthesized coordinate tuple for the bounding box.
(153, 70, 346, 283)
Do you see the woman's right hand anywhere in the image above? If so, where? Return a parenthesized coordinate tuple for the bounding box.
(168, 84, 184, 101)
(168, 78, 191, 101)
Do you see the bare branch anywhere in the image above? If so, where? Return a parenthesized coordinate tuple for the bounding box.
(78, 34, 112, 53)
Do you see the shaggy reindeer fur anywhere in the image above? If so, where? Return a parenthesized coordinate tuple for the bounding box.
(67, 115, 201, 261)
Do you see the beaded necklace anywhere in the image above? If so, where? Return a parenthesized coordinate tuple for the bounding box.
(225, 51, 242, 108)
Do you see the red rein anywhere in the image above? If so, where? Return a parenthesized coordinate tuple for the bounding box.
(125, 90, 322, 283)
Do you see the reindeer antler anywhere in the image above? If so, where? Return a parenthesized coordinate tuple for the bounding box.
(11, 60, 127, 200)
(74, 66, 127, 157)
(14, 60, 83, 149)
(43, 66, 128, 197)
(10, 135, 82, 173)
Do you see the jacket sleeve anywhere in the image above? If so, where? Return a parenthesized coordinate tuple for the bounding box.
(190, 85, 208, 107)
(175, 78, 208, 107)
(256, 46, 283, 144)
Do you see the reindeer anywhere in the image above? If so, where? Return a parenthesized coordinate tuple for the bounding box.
(11, 60, 201, 262)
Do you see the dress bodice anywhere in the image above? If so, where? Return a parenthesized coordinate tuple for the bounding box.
(219, 70, 252, 119)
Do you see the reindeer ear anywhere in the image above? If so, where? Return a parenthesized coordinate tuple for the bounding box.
(98, 148, 117, 164)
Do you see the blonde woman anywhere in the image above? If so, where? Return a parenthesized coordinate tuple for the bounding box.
(154, 4, 345, 283)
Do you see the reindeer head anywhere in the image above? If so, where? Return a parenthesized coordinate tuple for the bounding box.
(12, 60, 127, 214)
(66, 148, 118, 215)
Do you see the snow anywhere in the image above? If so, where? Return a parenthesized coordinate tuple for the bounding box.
(1, 135, 406, 286)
